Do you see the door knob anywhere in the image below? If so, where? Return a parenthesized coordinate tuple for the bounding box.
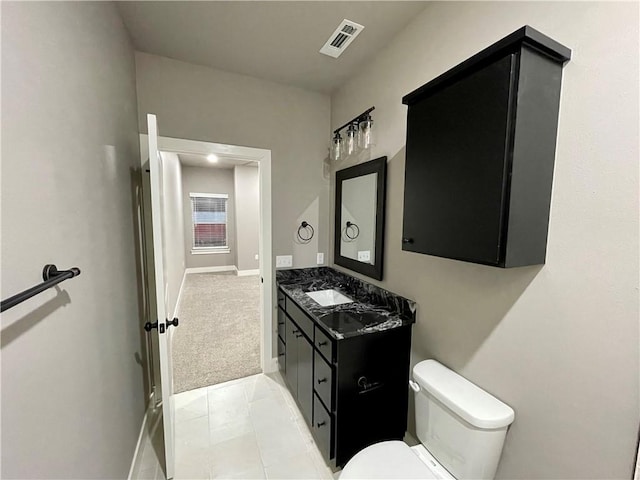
(144, 321, 158, 332)
(144, 321, 165, 334)
(166, 318, 179, 328)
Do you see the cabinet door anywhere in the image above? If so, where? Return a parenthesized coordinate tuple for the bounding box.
(284, 316, 298, 393)
(297, 334, 314, 425)
(277, 337, 286, 375)
(403, 54, 514, 265)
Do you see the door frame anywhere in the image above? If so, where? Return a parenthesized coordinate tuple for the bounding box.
(139, 134, 274, 374)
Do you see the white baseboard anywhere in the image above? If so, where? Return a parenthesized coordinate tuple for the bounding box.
(185, 265, 237, 274)
(237, 269, 260, 276)
(127, 407, 150, 480)
(265, 356, 278, 374)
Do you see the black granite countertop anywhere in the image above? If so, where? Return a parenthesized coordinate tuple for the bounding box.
(276, 267, 416, 340)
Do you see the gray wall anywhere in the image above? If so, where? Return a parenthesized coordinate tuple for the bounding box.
(135, 52, 331, 273)
(182, 165, 236, 269)
(331, 2, 639, 479)
(1, 2, 144, 478)
(234, 165, 260, 272)
(159, 152, 186, 315)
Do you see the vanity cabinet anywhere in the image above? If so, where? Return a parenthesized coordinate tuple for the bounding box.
(325, 325, 411, 467)
(277, 287, 412, 469)
(401, 26, 571, 267)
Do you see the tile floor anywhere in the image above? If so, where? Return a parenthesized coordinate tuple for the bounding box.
(134, 372, 338, 480)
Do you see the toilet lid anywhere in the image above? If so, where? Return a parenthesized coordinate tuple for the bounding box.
(340, 441, 437, 479)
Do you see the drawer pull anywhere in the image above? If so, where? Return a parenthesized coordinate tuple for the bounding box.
(278, 321, 285, 325)
(292, 329, 299, 334)
(318, 341, 328, 347)
(317, 378, 327, 384)
(316, 421, 326, 427)
(295, 333, 303, 338)
(278, 352, 285, 357)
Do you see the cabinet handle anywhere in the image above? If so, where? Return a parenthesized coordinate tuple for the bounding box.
(292, 329, 299, 334)
(317, 378, 327, 384)
(278, 352, 285, 357)
(316, 421, 326, 428)
(318, 341, 328, 347)
(402, 237, 414, 244)
(278, 321, 284, 325)
(295, 333, 303, 338)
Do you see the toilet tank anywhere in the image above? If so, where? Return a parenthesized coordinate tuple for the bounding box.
(412, 360, 515, 480)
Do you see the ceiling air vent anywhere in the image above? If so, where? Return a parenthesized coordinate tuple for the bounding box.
(320, 19, 365, 58)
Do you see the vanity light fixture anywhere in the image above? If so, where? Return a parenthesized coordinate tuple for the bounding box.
(330, 106, 375, 162)
(207, 154, 218, 163)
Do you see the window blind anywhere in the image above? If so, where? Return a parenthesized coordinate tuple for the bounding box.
(190, 194, 228, 248)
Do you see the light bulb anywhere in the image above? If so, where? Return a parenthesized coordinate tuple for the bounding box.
(358, 114, 374, 150)
(345, 122, 358, 157)
(207, 154, 218, 163)
(331, 132, 344, 162)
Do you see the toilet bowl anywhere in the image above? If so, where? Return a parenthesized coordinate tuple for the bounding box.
(340, 360, 514, 480)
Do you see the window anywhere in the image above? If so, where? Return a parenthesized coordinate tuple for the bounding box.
(190, 193, 228, 250)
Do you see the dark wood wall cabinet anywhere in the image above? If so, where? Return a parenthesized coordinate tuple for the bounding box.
(401, 26, 571, 267)
(276, 288, 412, 469)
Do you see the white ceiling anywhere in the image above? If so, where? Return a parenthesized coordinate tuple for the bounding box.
(117, 1, 428, 93)
(177, 152, 257, 169)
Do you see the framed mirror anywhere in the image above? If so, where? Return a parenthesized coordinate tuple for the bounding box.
(334, 156, 386, 280)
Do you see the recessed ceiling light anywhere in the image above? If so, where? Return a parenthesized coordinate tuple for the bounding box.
(207, 154, 218, 163)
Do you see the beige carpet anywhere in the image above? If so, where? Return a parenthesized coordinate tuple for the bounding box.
(172, 272, 261, 393)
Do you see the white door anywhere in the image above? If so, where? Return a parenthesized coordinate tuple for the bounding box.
(147, 113, 176, 479)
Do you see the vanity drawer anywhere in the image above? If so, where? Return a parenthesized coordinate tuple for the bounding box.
(277, 289, 285, 309)
(314, 326, 334, 363)
(277, 307, 286, 342)
(314, 351, 334, 411)
(313, 393, 334, 460)
(285, 297, 314, 340)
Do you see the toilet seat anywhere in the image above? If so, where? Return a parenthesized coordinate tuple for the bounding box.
(339, 441, 438, 479)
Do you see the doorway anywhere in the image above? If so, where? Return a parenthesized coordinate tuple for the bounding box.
(171, 153, 262, 392)
(136, 125, 274, 479)
(139, 133, 274, 383)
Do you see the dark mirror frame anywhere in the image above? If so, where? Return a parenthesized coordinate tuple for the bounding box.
(334, 156, 387, 280)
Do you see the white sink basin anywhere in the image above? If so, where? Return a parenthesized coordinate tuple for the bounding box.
(306, 289, 354, 307)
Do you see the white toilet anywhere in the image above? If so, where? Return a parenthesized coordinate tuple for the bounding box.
(340, 360, 515, 480)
